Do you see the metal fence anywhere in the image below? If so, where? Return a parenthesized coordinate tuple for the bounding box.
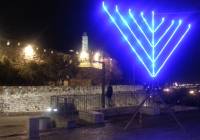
(51, 92, 146, 111)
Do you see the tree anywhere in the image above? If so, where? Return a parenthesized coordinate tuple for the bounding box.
(0, 45, 79, 85)
(18, 62, 48, 85)
(17, 53, 79, 85)
(42, 53, 79, 85)
(0, 58, 21, 85)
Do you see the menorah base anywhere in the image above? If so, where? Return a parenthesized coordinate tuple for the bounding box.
(124, 91, 186, 135)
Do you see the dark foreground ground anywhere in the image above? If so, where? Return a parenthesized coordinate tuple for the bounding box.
(1, 111, 200, 140)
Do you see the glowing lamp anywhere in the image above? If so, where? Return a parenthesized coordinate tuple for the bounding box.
(189, 90, 196, 96)
(80, 51, 89, 61)
(163, 88, 170, 92)
(6, 41, 10, 46)
(93, 52, 101, 62)
(23, 44, 35, 60)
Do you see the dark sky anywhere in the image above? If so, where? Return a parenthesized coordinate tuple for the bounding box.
(0, 0, 200, 83)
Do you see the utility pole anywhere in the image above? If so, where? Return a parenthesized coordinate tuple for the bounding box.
(93, 54, 106, 108)
(101, 62, 106, 108)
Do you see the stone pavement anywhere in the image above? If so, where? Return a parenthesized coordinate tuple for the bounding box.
(40, 111, 200, 140)
(0, 115, 28, 140)
(1, 111, 200, 140)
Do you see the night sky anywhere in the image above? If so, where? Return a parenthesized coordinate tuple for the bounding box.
(0, 0, 200, 83)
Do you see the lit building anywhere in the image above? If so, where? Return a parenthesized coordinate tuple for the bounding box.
(79, 32, 103, 69)
(67, 32, 116, 86)
(79, 33, 90, 67)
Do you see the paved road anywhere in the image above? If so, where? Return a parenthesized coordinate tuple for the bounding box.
(40, 111, 200, 140)
(0, 115, 28, 140)
(1, 111, 200, 140)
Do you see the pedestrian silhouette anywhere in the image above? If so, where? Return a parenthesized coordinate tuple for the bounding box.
(106, 83, 113, 107)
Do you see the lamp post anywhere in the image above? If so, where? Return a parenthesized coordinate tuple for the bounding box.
(101, 62, 106, 108)
(93, 52, 106, 108)
(92, 60, 105, 108)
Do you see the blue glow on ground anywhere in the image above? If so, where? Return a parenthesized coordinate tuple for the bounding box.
(102, 1, 191, 78)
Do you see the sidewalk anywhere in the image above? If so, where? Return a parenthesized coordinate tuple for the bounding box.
(40, 111, 200, 140)
(0, 115, 28, 140)
(1, 111, 200, 140)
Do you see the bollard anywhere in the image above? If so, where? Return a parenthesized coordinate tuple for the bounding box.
(29, 118, 39, 140)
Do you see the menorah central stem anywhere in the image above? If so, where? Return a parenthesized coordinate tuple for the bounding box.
(103, 2, 191, 78)
(152, 11, 155, 77)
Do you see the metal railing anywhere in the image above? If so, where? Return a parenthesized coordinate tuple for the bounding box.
(51, 91, 146, 111)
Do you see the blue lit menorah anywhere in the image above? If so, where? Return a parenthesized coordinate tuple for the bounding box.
(102, 1, 191, 78)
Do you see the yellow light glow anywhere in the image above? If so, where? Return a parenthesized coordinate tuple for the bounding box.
(7, 41, 10, 46)
(80, 51, 89, 61)
(93, 52, 101, 62)
(23, 45, 35, 60)
(17, 42, 21, 46)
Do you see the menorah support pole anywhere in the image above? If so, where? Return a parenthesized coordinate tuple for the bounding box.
(101, 62, 106, 108)
(124, 94, 150, 130)
(124, 86, 187, 136)
(157, 94, 187, 133)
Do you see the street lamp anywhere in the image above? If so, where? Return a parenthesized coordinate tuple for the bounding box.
(189, 90, 196, 96)
(93, 52, 101, 62)
(17, 42, 21, 46)
(23, 44, 35, 60)
(93, 52, 103, 69)
(163, 88, 171, 93)
(6, 41, 10, 46)
(93, 54, 106, 108)
(79, 51, 89, 61)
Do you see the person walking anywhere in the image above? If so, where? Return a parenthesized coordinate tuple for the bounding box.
(106, 83, 113, 107)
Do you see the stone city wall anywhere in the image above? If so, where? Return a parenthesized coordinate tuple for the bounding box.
(0, 85, 143, 113)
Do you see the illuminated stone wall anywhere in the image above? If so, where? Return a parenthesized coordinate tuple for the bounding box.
(0, 85, 143, 113)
